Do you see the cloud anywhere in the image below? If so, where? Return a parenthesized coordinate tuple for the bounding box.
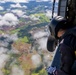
(45, 10, 52, 18)
(11, 9, 25, 17)
(10, 3, 27, 9)
(21, 15, 29, 18)
(1, 33, 18, 41)
(9, 33, 18, 41)
(0, 0, 54, 3)
(0, 40, 9, 48)
(0, 54, 9, 69)
(33, 31, 48, 39)
(0, 6, 4, 10)
(22, 5, 27, 9)
(0, 47, 8, 55)
(30, 15, 39, 21)
(37, 37, 47, 50)
(31, 54, 41, 67)
(3, 13, 18, 21)
(0, 15, 2, 19)
(36, 0, 51, 2)
(45, 10, 57, 18)
(0, 13, 19, 26)
(10, 3, 22, 8)
(43, 53, 53, 66)
(0, 0, 29, 3)
(12, 0, 29, 3)
(11, 65, 24, 75)
(51, 0, 59, 2)
(0, 70, 3, 75)
(0, 1, 5, 3)
(33, 30, 49, 50)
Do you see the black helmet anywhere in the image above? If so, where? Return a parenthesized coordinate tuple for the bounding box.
(48, 16, 67, 38)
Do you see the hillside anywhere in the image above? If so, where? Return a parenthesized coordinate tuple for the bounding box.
(0, 0, 58, 75)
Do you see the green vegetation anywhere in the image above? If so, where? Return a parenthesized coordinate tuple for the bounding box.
(0, 11, 6, 15)
(32, 69, 48, 75)
(10, 28, 20, 34)
(2, 68, 10, 75)
(0, 30, 4, 34)
(32, 64, 48, 75)
(16, 36, 29, 43)
(31, 13, 50, 23)
(10, 25, 29, 34)
(2, 55, 21, 75)
(19, 18, 26, 22)
(0, 1, 52, 75)
(18, 25, 32, 38)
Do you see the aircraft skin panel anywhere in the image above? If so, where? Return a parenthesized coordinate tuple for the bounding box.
(59, 7, 66, 12)
(58, 0, 67, 17)
(59, 13, 65, 17)
(60, 1, 67, 6)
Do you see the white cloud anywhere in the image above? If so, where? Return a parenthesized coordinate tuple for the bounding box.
(30, 15, 40, 21)
(0, 0, 29, 3)
(43, 53, 53, 66)
(51, 0, 59, 2)
(22, 15, 29, 18)
(6, 9, 11, 11)
(45, 10, 52, 18)
(0, 0, 53, 3)
(45, 10, 57, 18)
(11, 10, 25, 17)
(3, 13, 18, 21)
(0, 54, 9, 69)
(9, 33, 18, 41)
(37, 37, 47, 50)
(0, 6, 4, 10)
(0, 70, 3, 75)
(0, 20, 10, 26)
(10, 3, 27, 9)
(36, 0, 50, 2)
(31, 54, 41, 67)
(0, 13, 19, 26)
(33, 31, 48, 39)
(11, 65, 24, 75)
(0, 15, 2, 20)
(0, 47, 8, 55)
(10, 3, 22, 8)
(22, 5, 27, 9)
(0, 1, 5, 3)
(12, 0, 29, 3)
(33, 30, 49, 50)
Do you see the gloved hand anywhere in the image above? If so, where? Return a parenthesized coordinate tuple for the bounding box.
(46, 66, 57, 75)
(46, 66, 70, 75)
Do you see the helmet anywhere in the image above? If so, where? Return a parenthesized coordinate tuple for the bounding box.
(48, 16, 67, 38)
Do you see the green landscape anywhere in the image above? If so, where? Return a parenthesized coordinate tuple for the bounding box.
(0, 1, 53, 75)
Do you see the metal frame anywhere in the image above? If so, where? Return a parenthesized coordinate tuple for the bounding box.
(52, 0, 55, 18)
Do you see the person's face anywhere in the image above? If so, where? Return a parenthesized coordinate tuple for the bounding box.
(57, 29, 65, 38)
